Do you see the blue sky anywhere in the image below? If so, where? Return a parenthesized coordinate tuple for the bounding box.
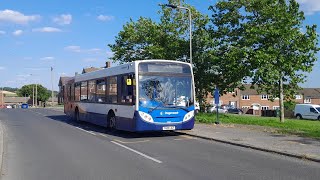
(0, 0, 319, 91)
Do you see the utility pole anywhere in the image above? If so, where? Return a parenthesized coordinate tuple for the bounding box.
(162, 4, 192, 65)
(51, 67, 54, 106)
(35, 83, 38, 108)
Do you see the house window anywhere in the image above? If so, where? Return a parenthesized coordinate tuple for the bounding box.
(242, 106, 250, 109)
(295, 95, 302, 99)
(273, 106, 280, 110)
(304, 98, 311, 103)
(261, 106, 269, 110)
(242, 95, 250, 100)
(261, 95, 268, 100)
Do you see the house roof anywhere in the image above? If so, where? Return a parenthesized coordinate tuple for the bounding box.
(239, 85, 320, 99)
(82, 67, 102, 74)
(298, 88, 320, 99)
(4, 97, 29, 103)
(239, 84, 261, 95)
(0, 91, 17, 96)
(58, 76, 72, 86)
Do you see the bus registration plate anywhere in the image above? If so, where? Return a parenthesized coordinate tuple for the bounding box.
(162, 126, 175, 130)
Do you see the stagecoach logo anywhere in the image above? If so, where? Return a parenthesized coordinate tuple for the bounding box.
(160, 111, 179, 116)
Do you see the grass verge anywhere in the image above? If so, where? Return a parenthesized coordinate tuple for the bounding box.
(196, 113, 320, 139)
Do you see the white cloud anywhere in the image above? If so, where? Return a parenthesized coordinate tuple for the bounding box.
(64, 45, 102, 54)
(0, 66, 6, 70)
(106, 51, 114, 57)
(40, 56, 54, 60)
(297, 0, 320, 15)
(64, 45, 81, 52)
(0, 9, 40, 24)
(40, 56, 55, 63)
(87, 48, 102, 53)
(24, 67, 47, 71)
(53, 14, 72, 25)
(23, 57, 32, 60)
(97, 15, 114, 21)
(0, 30, 6, 35)
(32, 27, 62, 33)
(13, 29, 23, 36)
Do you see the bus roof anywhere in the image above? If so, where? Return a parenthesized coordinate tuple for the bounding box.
(74, 60, 191, 83)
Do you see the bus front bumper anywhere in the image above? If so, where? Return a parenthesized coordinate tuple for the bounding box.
(134, 111, 195, 132)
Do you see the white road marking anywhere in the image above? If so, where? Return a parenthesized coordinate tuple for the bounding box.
(111, 141, 162, 164)
(99, 133, 108, 137)
(113, 139, 150, 144)
(75, 127, 96, 135)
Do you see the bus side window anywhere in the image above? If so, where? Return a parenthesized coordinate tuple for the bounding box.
(107, 76, 117, 104)
(71, 83, 75, 101)
(96, 79, 106, 103)
(88, 80, 96, 102)
(75, 83, 81, 102)
(120, 74, 135, 104)
(80, 81, 88, 101)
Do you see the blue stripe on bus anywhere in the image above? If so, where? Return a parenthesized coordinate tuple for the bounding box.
(79, 108, 195, 132)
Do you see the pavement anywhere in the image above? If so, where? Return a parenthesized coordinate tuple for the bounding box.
(179, 123, 320, 162)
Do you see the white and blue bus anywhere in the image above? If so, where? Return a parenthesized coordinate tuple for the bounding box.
(64, 60, 195, 132)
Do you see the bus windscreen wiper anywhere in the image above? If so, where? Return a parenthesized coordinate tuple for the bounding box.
(148, 103, 164, 113)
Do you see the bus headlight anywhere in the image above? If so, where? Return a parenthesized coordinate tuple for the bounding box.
(138, 111, 154, 123)
(183, 110, 194, 122)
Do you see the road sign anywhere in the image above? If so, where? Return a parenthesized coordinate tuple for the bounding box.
(214, 88, 219, 105)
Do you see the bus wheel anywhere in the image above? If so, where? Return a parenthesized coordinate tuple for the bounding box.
(108, 113, 116, 129)
(75, 108, 80, 122)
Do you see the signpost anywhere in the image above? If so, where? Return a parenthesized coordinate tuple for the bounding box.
(214, 87, 220, 124)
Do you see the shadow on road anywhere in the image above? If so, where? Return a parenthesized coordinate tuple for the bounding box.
(45, 115, 179, 139)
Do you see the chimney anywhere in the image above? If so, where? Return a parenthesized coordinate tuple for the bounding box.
(105, 61, 111, 68)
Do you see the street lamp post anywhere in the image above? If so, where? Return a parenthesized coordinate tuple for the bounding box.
(35, 83, 38, 108)
(51, 67, 54, 107)
(162, 4, 192, 65)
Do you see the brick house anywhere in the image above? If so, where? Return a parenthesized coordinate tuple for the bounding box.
(58, 76, 72, 104)
(295, 88, 320, 105)
(0, 91, 3, 105)
(205, 85, 280, 111)
(205, 85, 320, 113)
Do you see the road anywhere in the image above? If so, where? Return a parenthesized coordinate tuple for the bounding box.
(0, 108, 319, 180)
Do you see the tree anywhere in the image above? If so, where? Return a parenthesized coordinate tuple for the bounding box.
(209, 0, 319, 122)
(17, 84, 51, 104)
(108, 0, 214, 107)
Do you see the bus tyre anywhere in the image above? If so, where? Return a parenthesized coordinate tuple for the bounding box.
(108, 112, 116, 129)
(318, 116, 320, 121)
(75, 108, 80, 122)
